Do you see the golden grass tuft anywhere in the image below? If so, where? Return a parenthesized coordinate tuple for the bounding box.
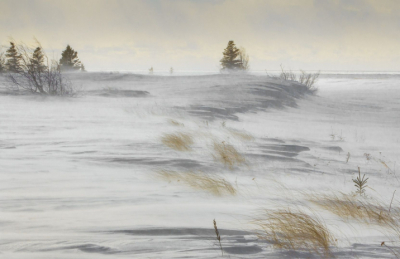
(213, 141, 245, 169)
(161, 132, 193, 151)
(228, 129, 254, 141)
(253, 209, 336, 258)
(168, 119, 184, 127)
(309, 193, 400, 232)
(157, 170, 236, 196)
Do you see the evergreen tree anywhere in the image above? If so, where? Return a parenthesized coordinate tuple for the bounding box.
(59, 45, 82, 71)
(220, 41, 242, 71)
(5, 42, 21, 73)
(30, 47, 47, 73)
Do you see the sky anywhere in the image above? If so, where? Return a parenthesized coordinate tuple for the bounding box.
(1, 0, 399, 72)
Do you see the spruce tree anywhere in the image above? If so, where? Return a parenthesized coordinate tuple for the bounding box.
(220, 41, 242, 71)
(59, 45, 82, 71)
(5, 42, 21, 73)
(30, 47, 47, 73)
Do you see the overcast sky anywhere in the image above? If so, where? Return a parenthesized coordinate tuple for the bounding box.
(1, 0, 399, 72)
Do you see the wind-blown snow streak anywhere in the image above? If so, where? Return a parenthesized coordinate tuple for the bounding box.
(0, 73, 399, 258)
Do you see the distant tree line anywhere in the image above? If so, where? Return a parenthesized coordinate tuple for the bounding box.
(0, 42, 85, 74)
(0, 39, 84, 95)
(1, 39, 249, 75)
(0, 38, 320, 96)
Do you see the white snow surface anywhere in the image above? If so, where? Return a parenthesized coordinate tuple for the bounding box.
(0, 73, 399, 258)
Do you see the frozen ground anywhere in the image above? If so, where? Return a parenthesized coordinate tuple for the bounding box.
(0, 73, 399, 258)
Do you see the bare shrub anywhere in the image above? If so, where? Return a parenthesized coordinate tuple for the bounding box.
(6, 40, 75, 96)
(0, 51, 5, 73)
(279, 65, 296, 81)
(253, 209, 336, 258)
(161, 132, 193, 151)
(157, 170, 236, 196)
(238, 47, 250, 71)
(299, 70, 320, 92)
(213, 141, 245, 169)
(280, 65, 319, 93)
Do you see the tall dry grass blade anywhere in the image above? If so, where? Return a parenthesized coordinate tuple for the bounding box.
(381, 242, 400, 259)
(253, 209, 336, 258)
(161, 132, 193, 151)
(157, 170, 236, 196)
(309, 193, 400, 236)
(390, 190, 396, 213)
(213, 219, 223, 256)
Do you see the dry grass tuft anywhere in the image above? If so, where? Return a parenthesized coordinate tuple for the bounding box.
(228, 129, 254, 141)
(168, 119, 184, 127)
(157, 170, 236, 196)
(309, 193, 400, 232)
(253, 209, 336, 258)
(161, 132, 193, 151)
(213, 141, 246, 169)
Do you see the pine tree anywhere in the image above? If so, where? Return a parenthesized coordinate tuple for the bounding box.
(30, 47, 47, 73)
(220, 41, 242, 71)
(59, 45, 82, 71)
(5, 42, 21, 73)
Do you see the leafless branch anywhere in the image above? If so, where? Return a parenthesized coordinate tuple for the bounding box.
(5, 39, 75, 96)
